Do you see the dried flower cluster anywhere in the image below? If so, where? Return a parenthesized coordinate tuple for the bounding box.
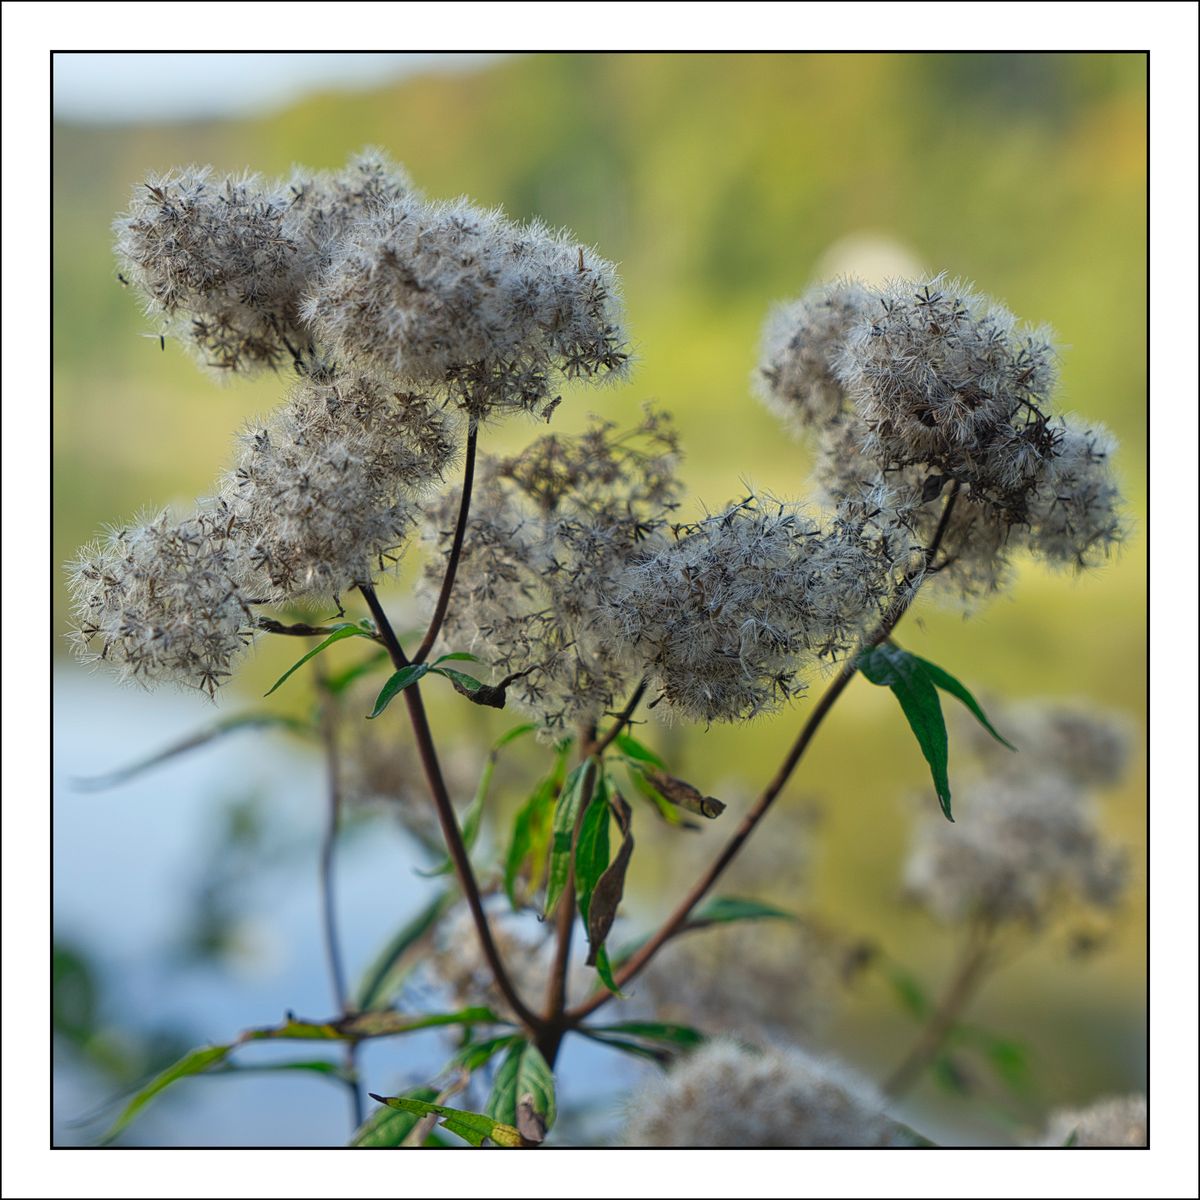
(622, 1039, 905, 1147)
(1034, 1093, 1147, 1148)
(224, 372, 458, 598)
(903, 701, 1131, 928)
(307, 198, 629, 420)
(758, 276, 1126, 602)
(423, 409, 683, 729)
(67, 504, 255, 697)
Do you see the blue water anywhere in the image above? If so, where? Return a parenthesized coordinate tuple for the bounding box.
(52, 669, 639, 1146)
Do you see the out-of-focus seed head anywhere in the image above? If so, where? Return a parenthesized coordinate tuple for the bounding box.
(1035, 1094, 1147, 1147)
(622, 1039, 906, 1147)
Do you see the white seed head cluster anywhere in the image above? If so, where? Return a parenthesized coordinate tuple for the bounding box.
(224, 372, 458, 597)
(621, 1039, 904, 1147)
(67, 504, 257, 697)
(423, 410, 681, 730)
(755, 278, 873, 432)
(614, 498, 893, 722)
(903, 773, 1128, 928)
(113, 153, 412, 376)
(303, 195, 628, 420)
(757, 275, 1126, 603)
(1035, 1093, 1147, 1147)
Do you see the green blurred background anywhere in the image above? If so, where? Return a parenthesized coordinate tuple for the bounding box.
(54, 52, 1146, 1143)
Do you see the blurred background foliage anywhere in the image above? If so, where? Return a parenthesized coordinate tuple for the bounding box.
(53, 52, 1145, 1144)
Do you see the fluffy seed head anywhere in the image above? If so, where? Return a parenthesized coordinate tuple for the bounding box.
(224, 371, 457, 599)
(67, 504, 257, 696)
(755, 278, 873, 433)
(305, 195, 629, 419)
(903, 774, 1128, 927)
(1035, 1094, 1147, 1147)
(622, 1039, 905, 1147)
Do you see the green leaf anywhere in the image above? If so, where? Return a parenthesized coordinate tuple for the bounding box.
(451, 1034, 523, 1073)
(367, 663, 430, 718)
(581, 790, 634, 984)
(574, 783, 612, 927)
(433, 651, 484, 665)
(615, 732, 666, 770)
(887, 966, 931, 1020)
(591, 943, 623, 996)
(432, 666, 483, 692)
(368, 1096, 524, 1148)
(912, 654, 1017, 751)
(355, 890, 455, 1011)
(351, 1085, 439, 1147)
(578, 1030, 672, 1064)
(688, 896, 796, 927)
(100, 1044, 231, 1144)
(239, 1006, 501, 1044)
(485, 1041, 557, 1140)
(858, 643, 954, 821)
(543, 760, 596, 919)
(265, 624, 375, 696)
(75, 712, 311, 790)
(584, 1021, 706, 1050)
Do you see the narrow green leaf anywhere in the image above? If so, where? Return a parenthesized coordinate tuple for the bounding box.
(355, 890, 455, 1011)
(688, 896, 796, 927)
(485, 1041, 557, 1139)
(858, 643, 953, 821)
(544, 760, 596, 919)
(100, 1044, 231, 1144)
(239, 1006, 500, 1044)
(913, 654, 1017, 751)
(591, 944, 624, 997)
(367, 663, 430, 719)
(492, 721, 537, 752)
(431, 666, 483, 692)
(586, 1021, 706, 1049)
(265, 624, 374, 696)
(433, 651, 484, 665)
(75, 712, 312, 790)
(451, 1034, 523, 1073)
(615, 732, 666, 770)
(578, 1030, 672, 1064)
(352, 1085, 439, 1147)
(369, 1096, 523, 1148)
(574, 783, 612, 926)
(887, 966, 931, 1020)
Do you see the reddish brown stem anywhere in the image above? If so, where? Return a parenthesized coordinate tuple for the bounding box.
(564, 485, 961, 1025)
(412, 422, 477, 664)
(358, 582, 542, 1035)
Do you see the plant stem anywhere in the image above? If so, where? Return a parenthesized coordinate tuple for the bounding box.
(564, 485, 962, 1024)
(412, 422, 478, 664)
(316, 684, 364, 1130)
(883, 923, 996, 1098)
(539, 682, 648, 1064)
(357, 582, 543, 1035)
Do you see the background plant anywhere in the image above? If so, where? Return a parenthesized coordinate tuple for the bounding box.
(54, 51, 1142, 1147)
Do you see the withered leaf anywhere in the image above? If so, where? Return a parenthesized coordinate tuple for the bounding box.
(586, 794, 634, 964)
(516, 1093, 548, 1144)
(646, 770, 726, 819)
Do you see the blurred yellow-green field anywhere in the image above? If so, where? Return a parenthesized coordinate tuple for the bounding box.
(53, 52, 1146, 1142)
